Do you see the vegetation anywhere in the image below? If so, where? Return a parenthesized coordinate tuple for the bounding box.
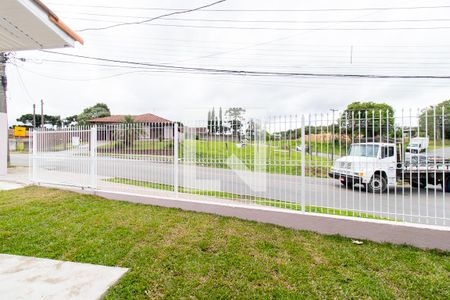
(207, 107, 225, 134)
(225, 107, 246, 136)
(180, 139, 331, 177)
(340, 101, 395, 137)
(429, 139, 450, 150)
(16, 114, 62, 127)
(0, 187, 448, 299)
(112, 115, 145, 148)
(77, 102, 111, 125)
(419, 100, 450, 140)
(98, 140, 173, 152)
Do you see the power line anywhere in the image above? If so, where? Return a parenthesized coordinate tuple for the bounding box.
(25, 58, 450, 74)
(62, 13, 450, 24)
(69, 31, 450, 48)
(78, 0, 227, 32)
(44, 3, 450, 12)
(80, 22, 450, 31)
(39, 50, 450, 79)
(13, 65, 34, 104)
(17, 58, 450, 89)
(17, 62, 450, 89)
(72, 16, 450, 32)
(13, 64, 174, 81)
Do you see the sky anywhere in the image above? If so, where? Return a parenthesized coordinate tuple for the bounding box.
(5, 0, 450, 125)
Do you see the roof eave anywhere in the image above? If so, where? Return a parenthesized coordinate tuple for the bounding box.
(31, 0, 84, 45)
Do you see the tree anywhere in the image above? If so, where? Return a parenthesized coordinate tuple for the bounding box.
(114, 115, 142, 148)
(340, 102, 395, 138)
(225, 107, 246, 137)
(207, 110, 212, 133)
(62, 115, 78, 127)
(211, 107, 217, 133)
(218, 107, 223, 134)
(419, 100, 450, 140)
(16, 114, 61, 127)
(246, 119, 263, 140)
(77, 103, 111, 125)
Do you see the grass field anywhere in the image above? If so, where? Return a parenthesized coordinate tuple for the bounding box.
(429, 139, 450, 150)
(0, 187, 448, 299)
(181, 139, 331, 177)
(98, 140, 174, 151)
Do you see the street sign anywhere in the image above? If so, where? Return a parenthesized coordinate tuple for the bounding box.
(14, 126, 26, 137)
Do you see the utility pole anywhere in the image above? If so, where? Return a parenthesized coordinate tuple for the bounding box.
(0, 53, 7, 114)
(0, 52, 10, 170)
(33, 104, 36, 128)
(330, 109, 338, 161)
(40, 99, 44, 128)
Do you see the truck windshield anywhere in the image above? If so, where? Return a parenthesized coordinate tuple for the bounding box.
(348, 144, 379, 157)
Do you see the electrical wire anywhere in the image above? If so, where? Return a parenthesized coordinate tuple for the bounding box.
(75, 18, 450, 32)
(77, 0, 227, 32)
(38, 50, 450, 79)
(13, 64, 35, 104)
(44, 3, 450, 12)
(61, 12, 450, 24)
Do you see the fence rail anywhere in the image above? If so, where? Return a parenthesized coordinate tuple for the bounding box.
(30, 110, 450, 227)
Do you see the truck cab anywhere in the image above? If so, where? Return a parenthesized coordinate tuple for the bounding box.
(329, 142, 397, 193)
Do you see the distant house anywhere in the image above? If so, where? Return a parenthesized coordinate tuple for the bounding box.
(89, 113, 172, 125)
(90, 113, 174, 140)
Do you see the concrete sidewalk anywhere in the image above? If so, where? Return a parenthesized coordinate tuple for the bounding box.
(0, 167, 30, 190)
(0, 254, 127, 299)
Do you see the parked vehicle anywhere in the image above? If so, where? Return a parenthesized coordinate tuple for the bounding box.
(329, 142, 450, 193)
(406, 137, 429, 154)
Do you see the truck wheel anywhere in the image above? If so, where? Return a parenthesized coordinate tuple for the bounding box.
(368, 174, 387, 193)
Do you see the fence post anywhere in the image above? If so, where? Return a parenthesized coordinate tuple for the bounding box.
(174, 122, 179, 196)
(90, 125, 97, 189)
(32, 129, 37, 183)
(301, 115, 306, 212)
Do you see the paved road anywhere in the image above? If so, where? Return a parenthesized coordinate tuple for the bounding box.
(12, 153, 450, 226)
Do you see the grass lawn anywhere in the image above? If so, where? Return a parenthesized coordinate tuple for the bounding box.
(429, 139, 450, 150)
(95, 139, 333, 178)
(1, 187, 449, 299)
(182, 139, 332, 177)
(98, 140, 174, 151)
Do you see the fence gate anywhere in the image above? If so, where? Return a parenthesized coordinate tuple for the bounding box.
(32, 126, 94, 188)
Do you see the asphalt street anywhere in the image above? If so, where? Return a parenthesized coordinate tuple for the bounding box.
(12, 153, 449, 226)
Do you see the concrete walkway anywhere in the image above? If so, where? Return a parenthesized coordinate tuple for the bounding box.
(0, 167, 29, 190)
(0, 254, 128, 299)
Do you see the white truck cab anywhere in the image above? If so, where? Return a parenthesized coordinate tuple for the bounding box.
(329, 142, 397, 193)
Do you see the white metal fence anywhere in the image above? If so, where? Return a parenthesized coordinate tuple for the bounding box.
(30, 109, 450, 227)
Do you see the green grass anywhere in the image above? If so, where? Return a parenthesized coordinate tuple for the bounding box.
(104, 178, 390, 220)
(280, 139, 347, 156)
(428, 139, 450, 150)
(181, 139, 332, 177)
(98, 140, 173, 151)
(0, 187, 448, 299)
(96, 139, 334, 178)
